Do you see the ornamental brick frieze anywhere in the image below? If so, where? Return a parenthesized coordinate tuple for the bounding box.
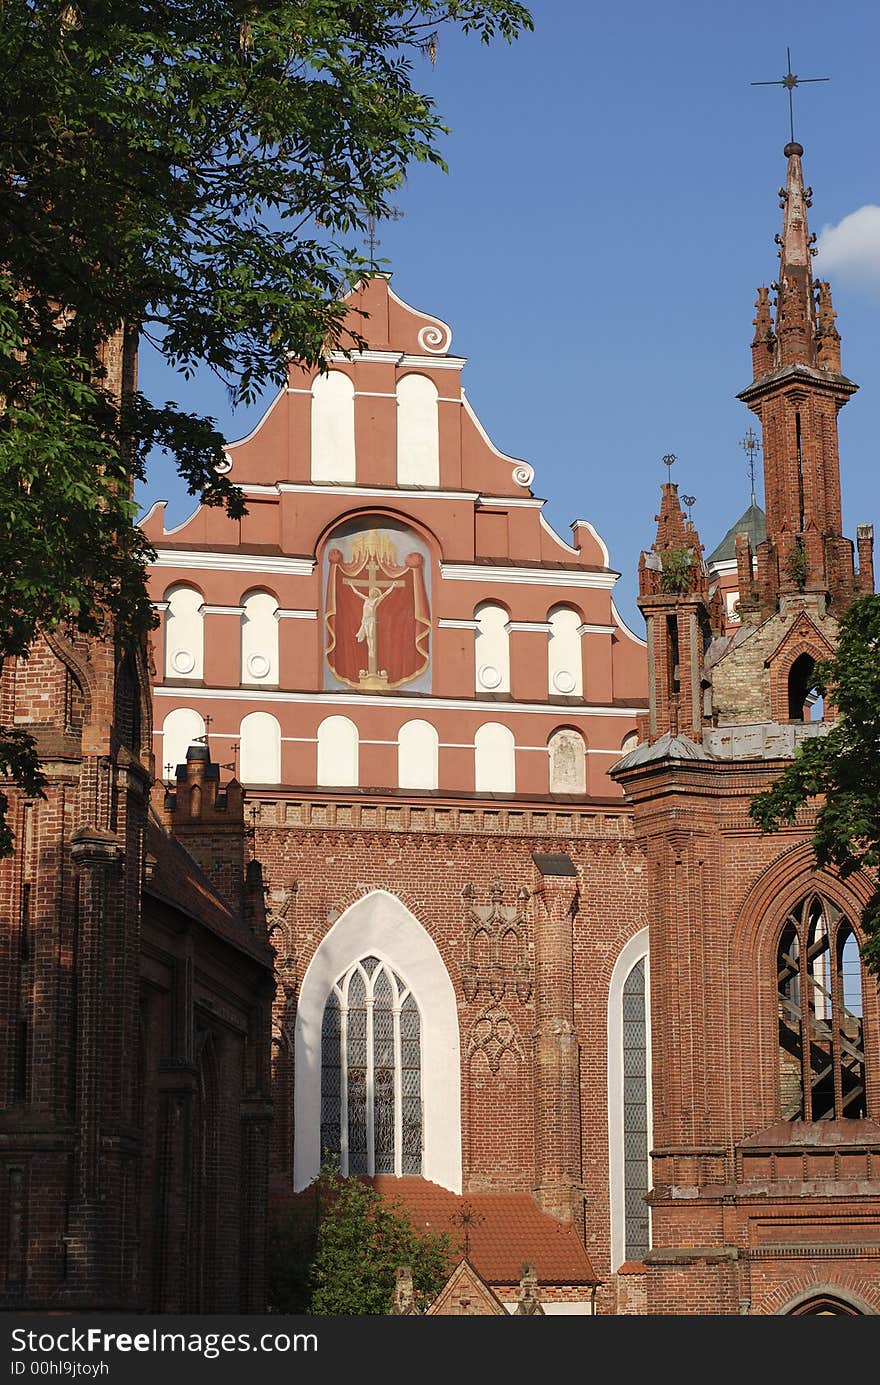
(460, 880, 531, 1005)
(466, 1001, 525, 1074)
(244, 795, 633, 840)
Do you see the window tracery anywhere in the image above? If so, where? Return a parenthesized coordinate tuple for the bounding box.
(320, 956, 422, 1177)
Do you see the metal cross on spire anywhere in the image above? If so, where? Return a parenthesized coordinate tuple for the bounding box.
(739, 427, 762, 505)
(751, 47, 830, 145)
(364, 206, 404, 273)
(450, 1202, 485, 1258)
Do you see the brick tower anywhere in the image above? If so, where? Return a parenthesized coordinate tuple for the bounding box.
(613, 142, 880, 1316)
(0, 335, 274, 1311)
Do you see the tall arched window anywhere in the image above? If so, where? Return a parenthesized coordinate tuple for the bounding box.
(311, 370, 356, 483)
(164, 585, 204, 680)
(474, 602, 510, 694)
(397, 720, 439, 790)
(396, 374, 439, 487)
(547, 605, 583, 697)
(622, 959, 650, 1261)
(787, 653, 817, 721)
(239, 711, 281, 784)
(241, 590, 279, 685)
(608, 931, 651, 1271)
(777, 894, 866, 1121)
(317, 715, 359, 786)
(320, 956, 422, 1177)
(161, 708, 206, 776)
(474, 722, 515, 793)
(548, 727, 586, 793)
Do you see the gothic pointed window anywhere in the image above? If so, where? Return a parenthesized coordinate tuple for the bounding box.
(622, 958, 650, 1261)
(777, 895, 867, 1121)
(320, 957, 422, 1176)
(608, 932, 651, 1271)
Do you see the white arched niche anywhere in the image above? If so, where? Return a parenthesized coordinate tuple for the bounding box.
(474, 721, 515, 793)
(164, 584, 204, 680)
(396, 374, 439, 487)
(547, 605, 583, 697)
(311, 370, 356, 483)
(608, 928, 652, 1273)
(316, 715, 359, 786)
(161, 707, 206, 776)
(239, 711, 281, 784)
(241, 590, 279, 685)
(294, 889, 462, 1192)
(474, 602, 510, 694)
(548, 727, 586, 793)
(397, 719, 439, 790)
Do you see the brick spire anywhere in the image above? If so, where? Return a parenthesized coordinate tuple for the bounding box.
(636, 484, 722, 742)
(738, 144, 871, 615)
(774, 142, 817, 368)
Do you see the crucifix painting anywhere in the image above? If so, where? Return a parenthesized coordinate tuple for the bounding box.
(325, 528, 431, 691)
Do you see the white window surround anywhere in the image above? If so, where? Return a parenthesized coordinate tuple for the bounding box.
(316, 715, 359, 787)
(396, 373, 440, 488)
(311, 370, 356, 484)
(397, 719, 439, 790)
(161, 707, 206, 775)
(241, 590, 279, 685)
(607, 928, 652, 1274)
(474, 602, 510, 695)
(548, 606, 584, 698)
(163, 585, 204, 680)
(239, 710, 282, 784)
(474, 721, 516, 793)
(294, 890, 462, 1192)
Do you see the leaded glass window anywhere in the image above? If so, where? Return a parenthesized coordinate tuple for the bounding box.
(623, 958, 649, 1261)
(320, 956, 423, 1176)
(777, 895, 866, 1121)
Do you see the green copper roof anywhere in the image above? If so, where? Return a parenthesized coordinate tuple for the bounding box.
(708, 501, 767, 565)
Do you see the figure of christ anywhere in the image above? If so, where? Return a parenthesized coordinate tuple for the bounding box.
(344, 567, 404, 677)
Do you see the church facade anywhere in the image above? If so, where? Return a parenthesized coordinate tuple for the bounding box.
(2, 134, 878, 1315)
(141, 136, 880, 1316)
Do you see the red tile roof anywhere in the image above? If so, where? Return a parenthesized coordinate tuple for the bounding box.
(371, 1178, 598, 1287)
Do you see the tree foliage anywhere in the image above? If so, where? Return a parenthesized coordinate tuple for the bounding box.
(0, 0, 532, 847)
(749, 594, 880, 973)
(307, 1167, 453, 1314)
(268, 1166, 454, 1314)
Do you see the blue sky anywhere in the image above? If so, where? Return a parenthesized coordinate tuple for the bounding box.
(136, 1, 880, 632)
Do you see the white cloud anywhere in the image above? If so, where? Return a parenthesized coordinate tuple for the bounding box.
(814, 205, 880, 295)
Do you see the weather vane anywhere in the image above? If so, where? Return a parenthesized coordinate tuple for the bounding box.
(751, 47, 830, 145)
(365, 206, 404, 273)
(739, 427, 762, 504)
(682, 494, 696, 522)
(662, 453, 676, 480)
(450, 1202, 485, 1258)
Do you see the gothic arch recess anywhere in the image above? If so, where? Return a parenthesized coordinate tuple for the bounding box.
(764, 1279, 879, 1316)
(729, 851, 880, 1125)
(293, 890, 461, 1193)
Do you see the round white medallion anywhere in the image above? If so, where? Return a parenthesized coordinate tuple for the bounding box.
(478, 664, 502, 690)
(553, 669, 577, 694)
(215, 453, 233, 475)
(171, 649, 196, 675)
(247, 653, 271, 680)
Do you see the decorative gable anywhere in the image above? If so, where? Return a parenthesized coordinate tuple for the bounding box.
(764, 610, 836, 724)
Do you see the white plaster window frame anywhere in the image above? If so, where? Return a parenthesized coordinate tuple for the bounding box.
(294, 890, 462, 1192)
(607, 928, 652, 1273)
